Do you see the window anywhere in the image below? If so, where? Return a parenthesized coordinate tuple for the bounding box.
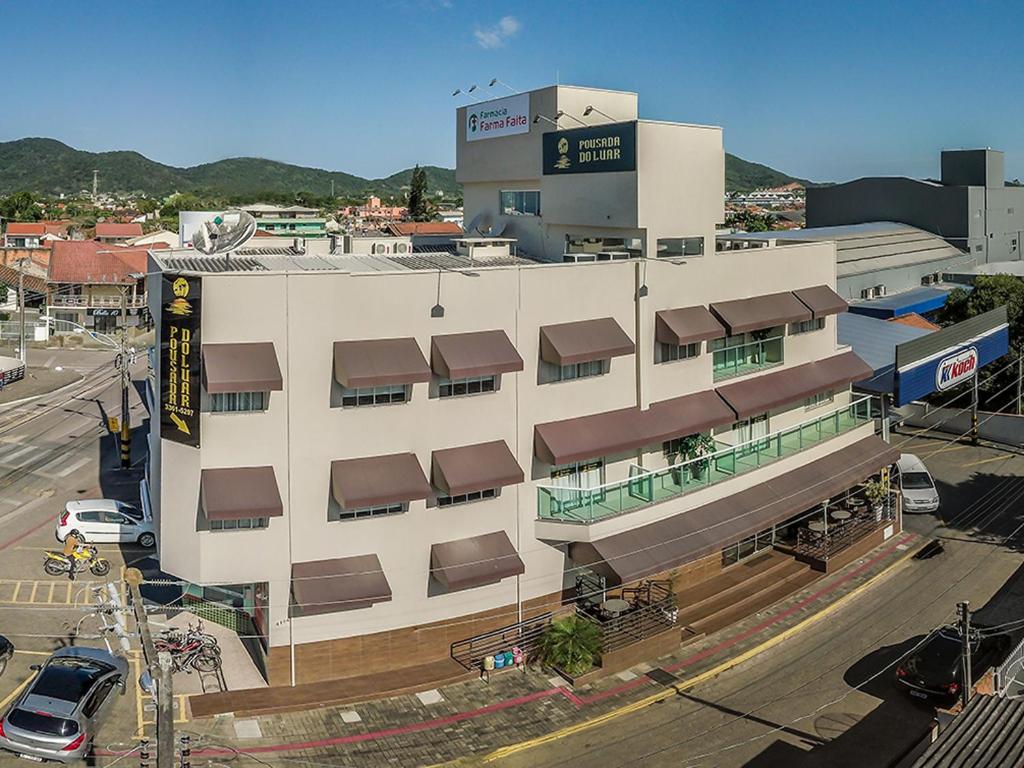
(208, 520, 268, 532)
(82, 679, 116, 718)
(548, 461, 604, 510)
(974, 245, 983, 252)
(76, 511, 102, 523)
(341, 384, 408, 407)
(656, 237, 704, 258)
(789, 317, 825, 335)
(337, 503, 404, 521)
(210, 517, 269, 531)
(805, 391, 834, 409)
(542, 359, 607, 383)
(658, 342, 699, 363)
(210, 391, 267, 413)
(500, 190, 541, 216)
(437, 488, 497, 507)
(733, 413, 769, 446)
(438, 375, 496, 398)
(710, 329, 784, 381)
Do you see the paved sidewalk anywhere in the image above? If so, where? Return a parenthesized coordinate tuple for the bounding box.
(150, 531, 922, 767)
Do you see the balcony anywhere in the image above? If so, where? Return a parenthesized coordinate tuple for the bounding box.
(537, 395, 872, 525)
(711, 335, 783, 381)
(50, 295, 147, 309)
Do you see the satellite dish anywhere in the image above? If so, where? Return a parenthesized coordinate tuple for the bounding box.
(191, 210, 258, 255)
(468, 212, 508, 238)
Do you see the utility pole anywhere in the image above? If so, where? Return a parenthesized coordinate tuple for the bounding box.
(957, 601, 972, 709)
(126, 568, 173, 768)
(1017, 355, 1022, 416)
(970, 369, 979, 445)
(17, 258, 26, 363)
(119, 286, 131, 469)
(92, 170, 99, 203)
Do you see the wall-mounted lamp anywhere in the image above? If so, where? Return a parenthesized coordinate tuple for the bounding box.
(488, 78, 517, 93)
(583, 105, 617, 121)
(532, 113, 559, 127)
(452, 84, 478, 97)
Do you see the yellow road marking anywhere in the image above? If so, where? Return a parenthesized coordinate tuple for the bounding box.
(141, 694, 191, 726)
(11, 582, 21, 603)
(28, 581, 38, 603)
(0, 677, 31, 712)
(962, 454, 1014, 468)
(64, 582, 72, 603)
(482, 537, 923, 763)
(46, 583, 55, 603)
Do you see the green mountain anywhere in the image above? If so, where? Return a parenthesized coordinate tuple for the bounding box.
(0, 137, 804, 198)
(725, 153, 810, 192)
(0, 138, 460, 199)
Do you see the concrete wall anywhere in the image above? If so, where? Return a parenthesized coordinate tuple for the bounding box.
(900, 402, 1024, 448)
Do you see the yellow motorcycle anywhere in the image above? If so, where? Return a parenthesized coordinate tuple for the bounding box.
(43, 546, 111, 578)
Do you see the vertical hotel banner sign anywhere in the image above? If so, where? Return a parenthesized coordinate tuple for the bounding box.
(160, 273, 201, 447)
(465, 93, 530, 142)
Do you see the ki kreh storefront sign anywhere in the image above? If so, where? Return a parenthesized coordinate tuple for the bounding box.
(159, 273, 201, 447)
(543, 121, 637, 175)
(466, 93, 530, 142)
(893, 307, 1009, 406)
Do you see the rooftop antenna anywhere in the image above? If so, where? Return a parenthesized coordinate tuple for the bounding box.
(191, 210, 258, 267)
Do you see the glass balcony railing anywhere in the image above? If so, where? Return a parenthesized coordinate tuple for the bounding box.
(712, 336, 784, 381)
(537, 395, 872, 525)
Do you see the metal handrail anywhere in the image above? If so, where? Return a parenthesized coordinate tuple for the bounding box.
(537, 395, 873, 494)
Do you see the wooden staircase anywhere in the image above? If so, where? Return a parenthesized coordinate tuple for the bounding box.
(675, 550, 818, 638)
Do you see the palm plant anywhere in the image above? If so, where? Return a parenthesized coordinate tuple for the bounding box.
(538, 615, 602, 676)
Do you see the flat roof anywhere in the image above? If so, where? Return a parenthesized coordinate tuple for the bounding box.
(848, 285, 959, 319)
(838, 312, 932, 393)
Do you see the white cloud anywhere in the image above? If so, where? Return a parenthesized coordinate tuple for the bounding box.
(474, 15, 521, 49)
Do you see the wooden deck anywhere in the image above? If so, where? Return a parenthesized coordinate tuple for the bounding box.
(188, 657, 473, 718)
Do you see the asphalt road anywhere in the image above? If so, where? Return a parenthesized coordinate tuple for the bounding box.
(498, 435, 1024, 768)
(0, 348, 151, 757)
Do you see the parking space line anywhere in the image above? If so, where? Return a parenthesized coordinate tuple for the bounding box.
(0, 579, 99, 606)
(141, 694, 190, 726)
(11, 582, 21, 602)
(46, 583, 55, 603)
(963, 454, 1014, 468)
(64, 582, 72, 603)
(28, 581, 38, 602)
(0, 678, 31, 712)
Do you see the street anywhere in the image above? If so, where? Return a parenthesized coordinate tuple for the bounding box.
(497, 434, 1024, 768)
(0, 348, 150, 757)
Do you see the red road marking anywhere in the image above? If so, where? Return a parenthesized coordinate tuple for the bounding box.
(95, 533, 915, 757)
(0, 514, 54, 553)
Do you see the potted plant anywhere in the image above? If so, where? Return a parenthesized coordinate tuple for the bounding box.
(864, 479, 888, 521)
(677, 433, 717, 481)
(538, 615, 602, 681)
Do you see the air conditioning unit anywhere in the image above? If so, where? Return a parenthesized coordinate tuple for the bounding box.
(861, 287, 876, 300)
(563, 253, 597, 263)
(921, 274, 936, 286)
(875, 284, 887, 296)
(595, 251, 632, 261)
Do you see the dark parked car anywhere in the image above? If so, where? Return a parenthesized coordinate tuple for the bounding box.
(0, 635, 12, 677)
(0, 646, 127, 763)
(896, 626, 1012, 701)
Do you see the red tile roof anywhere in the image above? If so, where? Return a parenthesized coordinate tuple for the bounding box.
(47, 241, 148, 285)
(5, 223, 46, 236)
(888, 313, 941, 332)
(0, 265, 46, 294)
(386, 221, 463, 237)
(94, 222, 143, 238)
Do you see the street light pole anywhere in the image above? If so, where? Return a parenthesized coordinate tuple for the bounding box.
(958, 601, 972, 709)
(17, 258, 26, 363)
(119, 285, 131, 469)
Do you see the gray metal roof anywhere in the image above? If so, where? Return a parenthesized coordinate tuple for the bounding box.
(912, 695, 1024, 768)
(721, 222, 973, 277)
(838, 312, 932, 394)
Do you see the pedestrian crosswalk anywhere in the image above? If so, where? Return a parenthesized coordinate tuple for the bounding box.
(0, 440, 94, 479)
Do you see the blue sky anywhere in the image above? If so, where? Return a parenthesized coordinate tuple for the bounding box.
(1, 0, 1021, 182)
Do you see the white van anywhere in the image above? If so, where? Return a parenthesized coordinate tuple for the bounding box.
(897, 454, 939, 513)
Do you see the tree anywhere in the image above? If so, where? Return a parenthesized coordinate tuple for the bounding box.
(939, 275, 1024, 411)
(0, 192, 42, 222)
(725, 209, 775, 232)
(406, 166, 429, 221)
(136, 198, 160, 215)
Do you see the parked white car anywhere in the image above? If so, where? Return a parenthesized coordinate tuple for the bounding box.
(897, 454, 940, 514)
(56, 500, 156, 548)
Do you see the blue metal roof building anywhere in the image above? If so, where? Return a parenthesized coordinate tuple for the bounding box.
(846, 286, 959, 320)
(838, 313, 931, 395)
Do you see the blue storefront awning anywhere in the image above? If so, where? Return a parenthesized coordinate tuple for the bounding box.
(848, 286, 956, 320)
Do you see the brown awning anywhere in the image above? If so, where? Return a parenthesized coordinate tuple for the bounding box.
(291, 554, 391, 616)
(716, 351, 873, 419)
(330, 453, 430, 509)
(534, 390, 736, 466)
(430, 531, 525, 591)
(539, 318, 634, 366)
(202, 342, 283, 394)
(570, 435, 899, 585)
(431, 330, 524, 380)
(333, 338, 431, 388)
(655, 306, 726, 346)
(710, 292, 812, 334)
(432, 440, 524, 496)
(793, 285, 848, 319)
(200, 466, 283, 521)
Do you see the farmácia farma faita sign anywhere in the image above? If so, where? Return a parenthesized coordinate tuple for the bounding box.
(466, 93, 530, 142)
